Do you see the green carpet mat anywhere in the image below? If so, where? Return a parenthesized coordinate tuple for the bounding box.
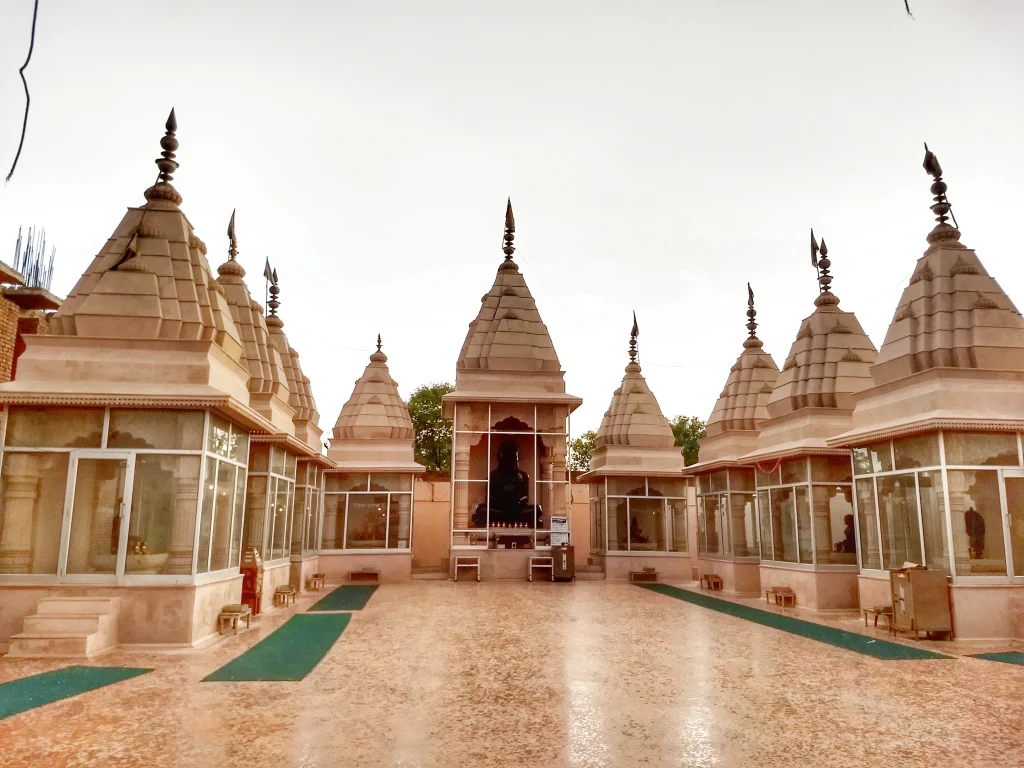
(203, 613, 351, 682)
(969, 651, 1024, 666)
(0, 665, 151, 720)
(307, 584, 378, 612)
(638, 583, 950, 661)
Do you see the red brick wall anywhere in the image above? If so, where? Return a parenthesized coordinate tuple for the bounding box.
(0, 296, 18, 383)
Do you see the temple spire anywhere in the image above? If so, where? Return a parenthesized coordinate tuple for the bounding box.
(370, 333, 387, 363)
(922, 143, 961, 244)
(377, 333, 382, 352)
(502, 198, 515, 261)
(817, 236, 832, 294)
(746, 283, 757, 338)
(628, 311, 639, 367)
(144, 109, 182, 205)
(227, 209, 237, 260)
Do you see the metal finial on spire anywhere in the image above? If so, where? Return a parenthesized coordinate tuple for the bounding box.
(268, 274, 280, 317)
(816, 237, 833, 294)
(922, 142, 958, 229)
(502, 197, 515, 261)
(376, 333, 382, 353)
(227, 209, 237, 260)
(156, 109, 179, 184)
(629, 311, 639, 364)
(746, 282, 757, 338)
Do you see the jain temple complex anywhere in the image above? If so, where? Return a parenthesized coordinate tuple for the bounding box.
(0, 113, 1023, 655)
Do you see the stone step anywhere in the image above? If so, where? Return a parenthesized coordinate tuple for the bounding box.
(36, 597, 121, 616)
(7, 633, 93, 658)
(575, 571, 605, 580)
(411, 571, 448, 580)
(22, 613, 107, 635)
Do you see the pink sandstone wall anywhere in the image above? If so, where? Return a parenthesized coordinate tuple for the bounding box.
(189, 576, 244, 646)
(412, 480, 451, 570)
(260, 561, 292, 613)
(317, 552, 413, 582)
(858, 574, 892, 611)
(697, 558, 761, 596)
(758, 564, 858, 610)
(949, 585, 1020, 640)
(289, 555, 320, 593)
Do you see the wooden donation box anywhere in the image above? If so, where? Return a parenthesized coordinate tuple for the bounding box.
(890, 566, 951, 639)
(240, 547, 264, 615)
(552, 544, 575, 581)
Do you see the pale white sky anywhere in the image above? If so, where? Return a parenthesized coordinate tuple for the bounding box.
(1, 1, 1023, 436)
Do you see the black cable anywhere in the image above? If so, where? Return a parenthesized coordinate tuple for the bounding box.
(5, 0, 41, 183)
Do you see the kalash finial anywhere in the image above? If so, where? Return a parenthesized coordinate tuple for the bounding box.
(376, 333, 382, 352)
(217, 208, 246, 278)
(923, 142, 960, 243)
(627, 311, 640, 369)
(811, 229, 840, 308)
(499, 197, 518, 270)
(370, 333, 388, 363)
(144, 109, 182, 205)
(268, 275, 281, 317)
(744, 282, 763, 348)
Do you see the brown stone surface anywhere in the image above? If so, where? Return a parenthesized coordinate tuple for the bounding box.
(1, 582, 1023, 767)
(0, 295, 18, 383)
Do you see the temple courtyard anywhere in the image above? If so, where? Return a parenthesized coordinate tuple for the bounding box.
(0, 581, 1021, 768)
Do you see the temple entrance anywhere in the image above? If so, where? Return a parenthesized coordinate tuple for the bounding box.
(61, 452, 135, 581)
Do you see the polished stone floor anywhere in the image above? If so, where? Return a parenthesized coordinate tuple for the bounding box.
(1, 581, 1023, 768)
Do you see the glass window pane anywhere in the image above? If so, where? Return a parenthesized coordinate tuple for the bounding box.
(231, 468, 246, 567)
(370, 473, 412, 492)
(709, 470, 728, 493)
(207, 414, 231, 457)
(769, 488, 797, 562)
(729, 493, 758, 557)
(627, 498, 665, 552)
(757, 490, 772, 560)
(126, 454, 201, 574)
(5, 407, 103, 448)
(0, 452, 69, 573)
(244, 475, 268, 558)
(322, 493, 345, 549)
(271, 446, 285, 476)
(782, 458, 808, 485)
(948, 469, 1006, 576)
(696, 497, 707, 555)
(918, 470, 949, 574)
(65, 458, 127, 575)
(647, 478, 687, 497)
(607, 477, 647, 496)
(326, 473, 369, 493)
(854, 479, 881, 569)
(796, 486, 812, 563)
(894, 434, 939, 470)
(248, 444, 270, 474)
(670, 498, 687, 553)
(108, 410, 204, 450)
(272, 480, 291, 559)
(196, 456, 217, 574)
(877, 474, 923, 569)
(209, 460, 236, 571)
(704, 495, 721, 555)
(229, 427, 249, 465)
(810, 455, 853, 484)
(812, 485, 856, 565)
(755, 465, 781, 488)
(1005, 477, 1024, 578)
(285, 451, 297, 480)
(608, 497, 629, 551)
(853, 442, 892, 475)
(727, 469, 755, 492)
(388, 493, 413, 548)
(944, 432, 1019, 467)
(345, 494, 389, 548)
(291, 486, 307, 556)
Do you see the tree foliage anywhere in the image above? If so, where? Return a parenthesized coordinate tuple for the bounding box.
(568, 430, 596, 475)
(670, 415, 707, 466)
(408, 382, 455, 473)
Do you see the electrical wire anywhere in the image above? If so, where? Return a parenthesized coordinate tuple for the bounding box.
(5, 0, 41, 183)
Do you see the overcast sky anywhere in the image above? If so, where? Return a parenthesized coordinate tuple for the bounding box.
(2, 1, 1023, 436)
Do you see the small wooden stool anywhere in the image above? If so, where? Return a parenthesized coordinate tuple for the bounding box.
(349, 570, 380, 583)
(218, 604, 252, 635)
(455, 556, 480, 582)
(629, 570, 658, 583)
(700, 573, 723, 591)
(273, 585, 297, 607)
(863, 605, 894, 632)
(309, 573, 326, 591)
(765, 587, 796, 607)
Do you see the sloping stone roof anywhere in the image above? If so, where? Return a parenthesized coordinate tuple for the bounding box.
(596, 363, 676, 449)
(706, 336, 780, 436)
(332, 344, 413, 441)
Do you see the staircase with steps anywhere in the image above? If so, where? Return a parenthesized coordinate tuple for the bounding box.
(7, 597, 121, 658)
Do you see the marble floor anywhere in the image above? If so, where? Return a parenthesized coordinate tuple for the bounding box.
(1, 581, 1022, 768)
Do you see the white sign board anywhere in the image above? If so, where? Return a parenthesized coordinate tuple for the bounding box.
(550, 515, 569, 546)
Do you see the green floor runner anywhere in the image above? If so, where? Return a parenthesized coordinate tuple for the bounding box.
(203, 613, 350, 682)
(307, 584, 378, 612)
(638, 583, 950, 661)
(0, 666, 151, 720)
(969, 651, 1024, 666)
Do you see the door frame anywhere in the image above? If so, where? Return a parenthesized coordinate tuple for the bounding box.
(57, 450, 136, 584)
(1000, 468, 1024, 582)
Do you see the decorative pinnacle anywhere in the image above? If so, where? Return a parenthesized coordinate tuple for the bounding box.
(816, 235, 832, 294)
(502, 197, 515, 261)
(376, 333, 382, 352)
(157, 109, 179, 183)
(923, 142, 955, 228)
(629, 311, 639, 364)
(746, 282, 757, 338)
(268, 274, 280, 317)
(227, 209, 237, 260)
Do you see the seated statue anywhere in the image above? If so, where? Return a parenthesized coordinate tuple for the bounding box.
(472, 440, 543, 528)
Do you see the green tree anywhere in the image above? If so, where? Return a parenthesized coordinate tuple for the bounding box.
(568, 430, 596, 475)
(408, 382, 455, 473)
(670, 415, 707, 466)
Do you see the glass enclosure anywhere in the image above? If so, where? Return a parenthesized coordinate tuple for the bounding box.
(851, 431, 1024, 580)
(695, 468, 758, 559)
(291, 460, 325, 558)
(450, 402, 570, 550)
(753, 455, 856, 568)
(0, 406, 249, 581)
(244, 442, 297, 564)
(591, 476, 688, 553)
(322, 472, 414, 550)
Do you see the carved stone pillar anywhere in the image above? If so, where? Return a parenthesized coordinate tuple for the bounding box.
(397, 491, 412, 548)
(452, 434, 471, 533)
(165, 475, 200, 574)
(0, 457, 39, 573)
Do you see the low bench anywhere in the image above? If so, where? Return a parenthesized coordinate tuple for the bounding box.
(765, 586, 796, 607)
(308, 573, 326, 591)
(455, 556, 480, 582)
(218, 604, 252, 635)
(629, 569, 658, 583)
(528, 556, 554, 582)
(349, 570, 380, 584)
(273, 585, 297, 607)
(863, 605, 894, 632)
(700, 573, 723, 591)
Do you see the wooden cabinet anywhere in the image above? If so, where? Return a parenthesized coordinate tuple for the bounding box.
(890, 567, 952, 639)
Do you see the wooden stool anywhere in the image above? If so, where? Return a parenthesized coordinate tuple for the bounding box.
(765, 587, 796, 607)
(218, 604, 252, 635)
(274, 585, 297, 607)
(629, 570, 658, 583)
(349, 570, 380, 583)
(863, 605, 894, 632)
(309, 573, 326, 591)
(700, 573, 723, 591)
(455, 556, 480, 582)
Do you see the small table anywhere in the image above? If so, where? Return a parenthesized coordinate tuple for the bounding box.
(765, 587, 796, 607)
(218, 604, 252, 635)
(700, 573, 723, 591)
(455, 556, 480, 582)
(309, 573, 326, 591)
(349, 570, 380, 583)
(629, 570, 658, 583)
(863, 605, 894, 632)
(274, 585, 297, 607)
(528, 556, 554, 582)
